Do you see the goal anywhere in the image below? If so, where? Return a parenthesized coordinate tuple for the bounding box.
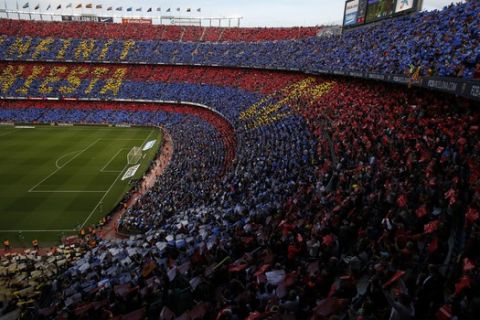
(127, 146, 142, 165)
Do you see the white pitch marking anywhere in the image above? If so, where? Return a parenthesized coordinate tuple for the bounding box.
(28, 138, 100, 192)
(79, 129, 155, 228)
(79, 163, 129, 229)
(55, 150, 83, 169)
(100, 148, 126, 173)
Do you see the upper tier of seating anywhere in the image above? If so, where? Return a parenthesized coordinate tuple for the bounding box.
(1, 2, 479, 79)
(0, 19, 321, 42)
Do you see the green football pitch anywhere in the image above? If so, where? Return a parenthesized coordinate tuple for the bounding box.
(0, 125, 163, 246)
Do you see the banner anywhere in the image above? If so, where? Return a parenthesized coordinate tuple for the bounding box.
(395, 0, 415, 13)
(62, 15, 113, 22)
(122, 18, 152, 24)
(98, 17, 113, 23)
(343, 0, 367, 27)
(344, 0, 359, 26)
(122, 164, 140, 181)
(142, 140, 157, 151)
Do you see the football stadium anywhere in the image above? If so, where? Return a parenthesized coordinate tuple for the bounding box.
(0, 0, 479, 318)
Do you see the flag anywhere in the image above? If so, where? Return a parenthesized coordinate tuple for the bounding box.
(396, 194, 407, 208)
(56, 4, 61, 10)
(34, 4, 39, 10)
(254, 264, 270, 277)
(228, 263, 248, 273)
(159, 307, 175, 320)
(186, 8, 191, 12)
(424, 220, 439, 234)
(66, 3, 72, 8)
(382, 270, 406, 289)
(76, 4, 81, 9)
(136, 7, 141, 12)
(412, 66, 421, 81)
(415, 205, 428, 218)
(96, 5, 102, 9)
(107, 6, 112, 11)
(166, 8, 170, 12)
(156, 7, 161, 12)
(176, 8, 180, 11)
(141, 261, 157, 278)
(197, 8, 201, 12)
(464, 258, 475, 272)
(322, 234, 334, 246)
(427, 238, 438, 253)
(147, 8, 152, 12)
(436, 305, 453, 320)
(127, 7, 132, 11)
(455, 276, 471, 295)
(85, 3, 92, 9)
(466, 207, 479, 224)
(22, 3, 29, 9)
(116, 7, 122, 11)
(46, 4, 51, 10)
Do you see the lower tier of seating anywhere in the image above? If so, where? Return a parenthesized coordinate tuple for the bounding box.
(0, 68, 478, 319)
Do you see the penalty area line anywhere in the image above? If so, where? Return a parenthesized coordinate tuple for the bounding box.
(79, 163, 128, 229)
(79, 129, 155, 229)
(100, 148, 126, 173)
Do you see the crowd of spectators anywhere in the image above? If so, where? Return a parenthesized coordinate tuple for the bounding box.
(0, 19, 320, 42)
(0, 63, 479, 318)
(0, 244, 89, 319)
(0, 2, 479, 316)
(0, 1, 479, 78)
(0, 63, 303, 98)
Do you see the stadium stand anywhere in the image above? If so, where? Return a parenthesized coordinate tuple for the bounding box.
(0, 19, 321, 42)
(1, 66, 479, 318)
(0, 2, 478, 78)
(0, 1, 479, 319)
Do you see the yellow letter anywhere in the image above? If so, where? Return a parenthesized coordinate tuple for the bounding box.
(32, 38, 54, 59)
(84, 67, 109, 94)
(99, 68, 127, 96)
(39, 66, 67, 94)
(0, 65, 24, 94)
(119, 40, 135, 60)
(59, 67, 89, 94)
(98, 40, 113, 60)
(16, 65, 44, 95)
(74, 40, 96, 60)
(8, 38, 32, 58)
(57, 39, 71, 59)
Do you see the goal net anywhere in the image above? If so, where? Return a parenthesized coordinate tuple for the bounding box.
(127, 146, 142, 165)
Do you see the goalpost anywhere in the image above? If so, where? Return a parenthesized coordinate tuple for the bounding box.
(127, 146, 142, 165)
